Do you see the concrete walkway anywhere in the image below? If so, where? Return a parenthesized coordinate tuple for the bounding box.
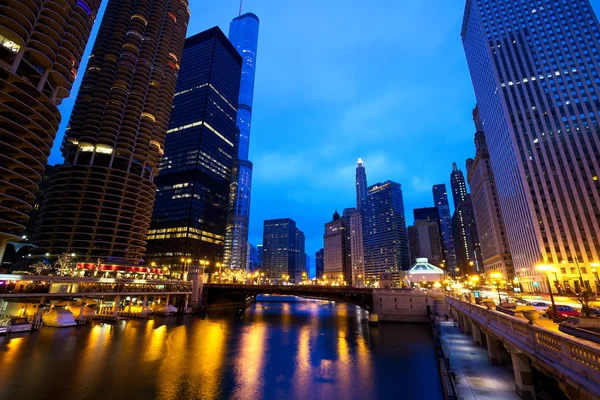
(440, 320, 520, 400)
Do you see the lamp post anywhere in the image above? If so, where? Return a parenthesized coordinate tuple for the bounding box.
(573, 256, 586, 292)
(490, 272, 502, 304)
(591, 263, 600, 294)
(216, 262, 223, 284)
(536, 264, 560, 323)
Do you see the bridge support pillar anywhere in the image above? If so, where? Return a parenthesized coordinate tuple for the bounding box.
(485, 334, 501, 365)
(463, 315, 472, 335)
(457, 313, 465, 333)
(470, 321, 482, 346)
(113, 296, 120, 317)
(508, 350, 535, 400)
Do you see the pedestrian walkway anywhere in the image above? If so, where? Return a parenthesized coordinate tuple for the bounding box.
(439, 320, 519, 400)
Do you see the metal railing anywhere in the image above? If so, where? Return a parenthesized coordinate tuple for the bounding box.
(446, 296, 600, 390)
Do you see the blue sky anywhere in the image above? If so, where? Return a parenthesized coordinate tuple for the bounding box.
(50, 0, 600, 270)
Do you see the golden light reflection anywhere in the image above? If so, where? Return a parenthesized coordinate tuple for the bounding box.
(230, 322, 266, 399)
(194, 322, 227, 399)
(70, 324, 113, 389)
(292, 326, 311, 398)
(336, 326, 351, 393)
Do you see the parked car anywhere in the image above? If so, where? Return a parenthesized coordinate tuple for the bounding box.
(587, 308, 600, 318)
(527, 302, 549, 313)
(546, 305, 580, 321)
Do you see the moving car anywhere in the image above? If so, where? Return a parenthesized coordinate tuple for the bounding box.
(527, 301, 549, 313)
(546, 305, 580, 321)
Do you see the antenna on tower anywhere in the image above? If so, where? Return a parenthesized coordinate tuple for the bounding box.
(239, 0, 243, 16)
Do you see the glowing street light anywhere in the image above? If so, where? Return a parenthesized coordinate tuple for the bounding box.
(536, 264, 559, 322)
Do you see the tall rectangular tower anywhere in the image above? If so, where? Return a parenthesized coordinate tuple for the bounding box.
(34, 0, 190, 264)
(361, 181, 409, 284)
(450, 163, 468, 210)
(262, 218, 298, 282)
(467, 106, 513, 281)
(145, 27, 242, 272)
(432, 184, 457, 271)
(462, 0, 600, 293)
(224, 12, 260, 270)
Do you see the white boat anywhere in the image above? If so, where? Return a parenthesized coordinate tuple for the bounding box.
(42, 308, 77, 327)
(151, 304, 178, 316)
(7, 317, 33, 333)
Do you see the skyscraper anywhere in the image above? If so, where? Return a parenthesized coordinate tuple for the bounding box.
(413, 207, 440, 224)
(294, 228, 307, 282)
(145, 27, 242, 271)
(407, 220, 444, 266)
(450, 162, 468, 210)
(223, 12, 260, 270)
(324, 210, 351, 284)
(315, 248, 325, 279)
(361, 181, 409, 284)
(452, 195, 483, 275)
(0, 0, 102, 260)
(349, 209, 365, 285)
(467, 106, 513, 281)
(355, 158, 368, 210)
(262, 218, 300, 282)
(462, 0, 600, 293)
(34, 0, 190, 264)
(432, 184, 457, 271)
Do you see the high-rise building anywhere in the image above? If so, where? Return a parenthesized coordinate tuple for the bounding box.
(408, 220, 444, 266)
(143, 27, 242, 272)
(355, 158, 368, 210)
(361, 181, 409, 284)
(450, 162, 468, 210)
(467, 106, 513, 281)
(452, 195, 482, 275)
(256, 244, 263, 268)
(324, 210, 351, 284)
(0, 0, 102, 260)
(294, 228, 307, 282)
(349, 209, 365, 285)
(223, 12, 260, 270)
(432, 184, 457, 271)
(315, 248, 324, 279)
(34, 0, 190, 264)
(462, 0, 600, 293)
(262, 218, 299, 282)
(413, 207, 440, 224)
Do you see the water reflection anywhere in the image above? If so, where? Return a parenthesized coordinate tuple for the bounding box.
(0, 296, 443, 400)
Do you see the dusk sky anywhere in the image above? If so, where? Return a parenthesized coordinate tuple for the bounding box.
(49, 0, 600, 271)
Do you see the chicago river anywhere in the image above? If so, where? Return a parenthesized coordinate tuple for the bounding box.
(0, 296, 443, 399)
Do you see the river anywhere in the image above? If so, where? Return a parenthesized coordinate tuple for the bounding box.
(0, 296, 444, 399)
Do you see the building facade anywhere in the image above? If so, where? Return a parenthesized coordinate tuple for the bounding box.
(452, 196, 483, 276)
(0, 0, 102, 259)
(355, 158, 368, 210)
(324, 211, 351, 284)
(349, 209, 365, 285)
(223, 12, 260, 270)
(262, 218, 299, 282)
(432, 184, 457, 271)
(450, 162, 469, 210)
(315, 248, 324, 279)
(34, 0, 190, 264)
(144, 27, 242, 272)
(294, 228, 307, 282)
(467, 106, 513, 281)
(408, 220, 444, 267)
(462, 0, 600, 293)
(361, 181, 409, 284)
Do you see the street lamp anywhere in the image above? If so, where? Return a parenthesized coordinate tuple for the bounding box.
(490, 272, 502, 304)
(536, 264, 560, 323)
(216, 262, 223, 283)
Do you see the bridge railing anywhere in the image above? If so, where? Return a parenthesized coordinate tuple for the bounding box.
(446, 296, 600, 389)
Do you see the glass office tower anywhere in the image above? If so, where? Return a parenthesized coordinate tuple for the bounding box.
(223, 13, 260, 270)
(145, 27, 242, 272)
(432, 184, 457, 271)
(462, 0, 600, 292)
(361, 181, 409, 284)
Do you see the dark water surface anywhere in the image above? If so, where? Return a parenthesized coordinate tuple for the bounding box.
(0, 296, 444, 400)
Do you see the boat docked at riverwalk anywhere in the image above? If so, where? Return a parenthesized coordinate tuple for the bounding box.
(151, 304, 177, 316)
(42, 308, 77, 327)
(0, 317, 32, 334)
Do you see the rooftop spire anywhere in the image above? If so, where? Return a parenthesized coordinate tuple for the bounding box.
(239, 0, 243, 16)
(452, 162, 458, 172)
(357, 157, 364, 166)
